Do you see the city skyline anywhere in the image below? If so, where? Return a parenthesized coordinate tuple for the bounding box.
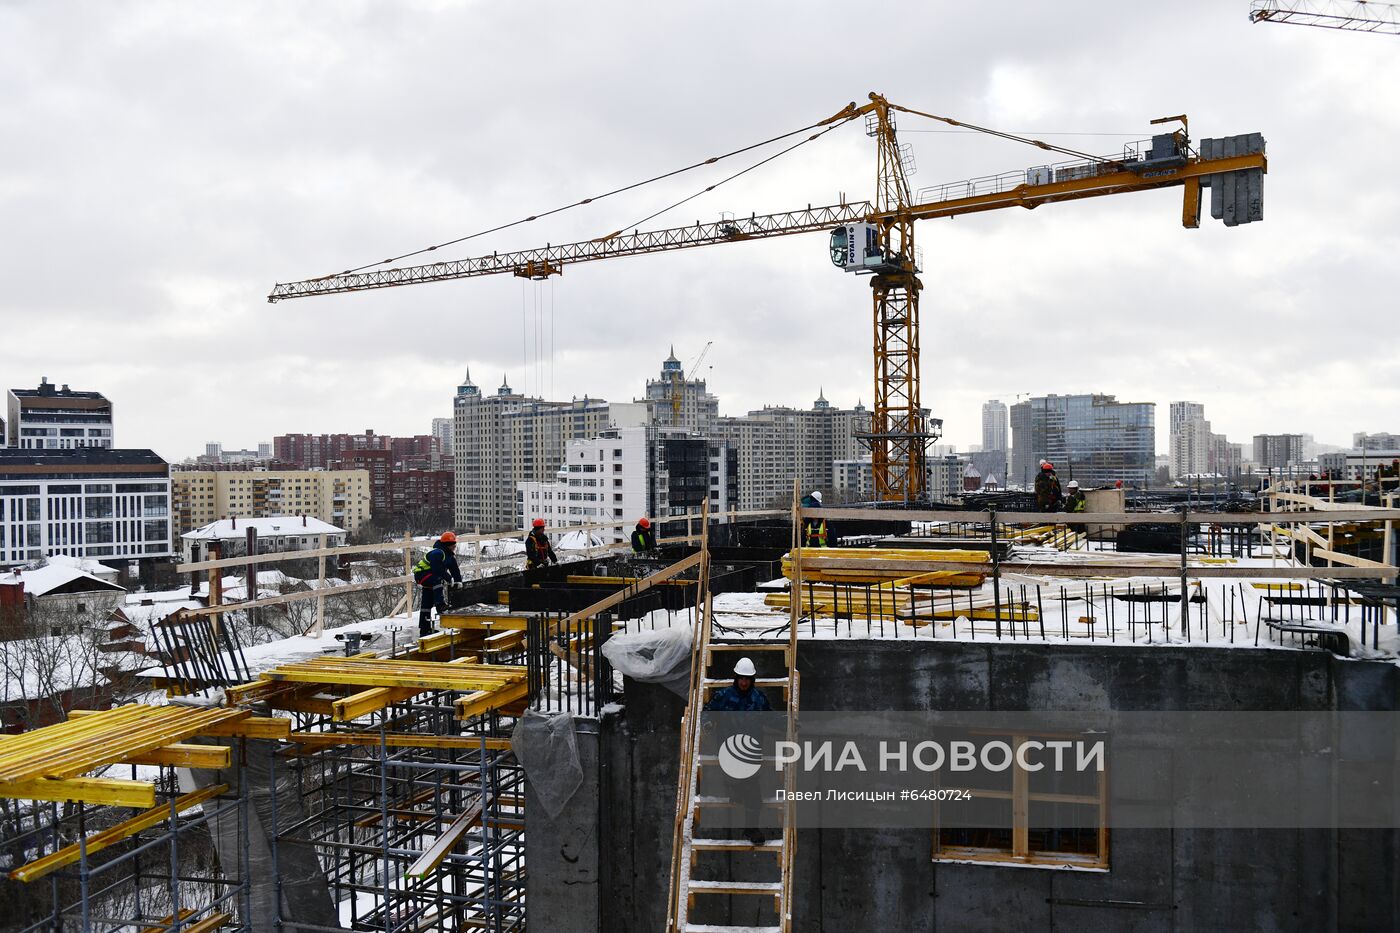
(2, 4, 1396, 467)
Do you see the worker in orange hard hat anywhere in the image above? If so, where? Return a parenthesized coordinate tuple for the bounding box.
(411, 531, 463, 636)
(1034, 461, 1062, 511)
(525, 519, 557, 574)
(631, 517, 656, 554)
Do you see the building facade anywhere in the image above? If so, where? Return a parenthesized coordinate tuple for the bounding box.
(1354, 432, 1400, 451)
(6, 379, 114, 450)
(643, 347, 719, 435)
(981, 400, 1008, 453)
(832, 458, 874, 501)
(718, 395, 868, 510)
(0, 450, 171, 566)
(1011, 394, 1155, 489)
(1252, 434, 1305, 471)
(171, 469, 371, 537)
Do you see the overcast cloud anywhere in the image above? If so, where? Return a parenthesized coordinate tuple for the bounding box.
(2, 1, 1396, 461)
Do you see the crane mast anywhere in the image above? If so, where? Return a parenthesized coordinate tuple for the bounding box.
(865, 94, 931, 500)
(269, 94, 1268, 504)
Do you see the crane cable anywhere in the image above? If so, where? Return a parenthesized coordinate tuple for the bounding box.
(598, 113, 860, 240)
(317, 114, 856, 280)
(889, 103, 1114, 164)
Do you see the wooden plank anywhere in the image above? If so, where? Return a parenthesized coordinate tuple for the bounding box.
(183, 574, 411, 618)
(9, 785, 228, 882)
(438, 613, 533, 632)
(199, 715, 291, 740)
(801, 506, 1400, 525)
(404, 800, 484, 880)
(125, 744, 232, 769)
(137, 909, 196, 933)
(0, 776, 156, 808)
(455, 682, 530, 720)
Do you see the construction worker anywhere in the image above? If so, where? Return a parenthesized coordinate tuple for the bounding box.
(1034, 461, 1063, 511)
(631, 517, 656, 554)
(1064, 480, 1086, 513)
(800, 490, 827, 548)
(704, 657, 773, 844)
(525, 518, 558, 574)
(413, 531, 463, 637)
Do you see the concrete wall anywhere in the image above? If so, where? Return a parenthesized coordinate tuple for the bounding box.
(528, 641, 1400, 932)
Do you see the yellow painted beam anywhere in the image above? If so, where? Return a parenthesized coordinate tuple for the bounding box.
(0, 776, 156, 808)
(125, 744, 231, 769)
(9, 785, 228, 883)
(439, 613, 531, 631)
(455, 682, 530, 721)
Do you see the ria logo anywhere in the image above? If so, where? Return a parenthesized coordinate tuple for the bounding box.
(717, 732, 764, 780)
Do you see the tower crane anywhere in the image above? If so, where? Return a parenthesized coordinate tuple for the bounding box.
(270, 93, 1267, 502)
(1250, 0, 1400, 34)
(671, 340, 713, 416)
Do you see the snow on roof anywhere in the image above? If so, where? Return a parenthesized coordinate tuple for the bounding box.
(182, 516, 345, 541)
(43, 554, 119, 579)
(557, 530, 607, 550)
(6, 564, 125, 597)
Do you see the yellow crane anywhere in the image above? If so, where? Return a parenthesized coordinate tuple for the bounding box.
(270, 93, 1266, 502)
(671, 340, 713, 417)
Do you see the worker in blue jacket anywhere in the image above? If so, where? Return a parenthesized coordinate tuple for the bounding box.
(704, 657, 773, 844)
(412, 531, 463, 636)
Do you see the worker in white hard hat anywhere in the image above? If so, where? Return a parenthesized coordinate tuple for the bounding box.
(704, 657, 771, 712)
(704, 656, 773, 845)
(1064, 480, 1086, 513)
(799, 489, 827, 547)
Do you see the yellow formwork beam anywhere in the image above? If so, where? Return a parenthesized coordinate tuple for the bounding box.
(10, 784, 228, 883)
(455, 682, 530, 721)
(125, 744, 231, 769)
(0, 776, 157, 809)
(0, 706, 251, 784)
(260, 658, 526, 692)
(439, 613, 532, 631)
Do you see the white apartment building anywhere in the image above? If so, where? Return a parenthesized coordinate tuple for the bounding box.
(0, 449, 171, 566)
(7, 379, 114, 450)
(519, 427, 654, 544)
(432, 417, 454, 456)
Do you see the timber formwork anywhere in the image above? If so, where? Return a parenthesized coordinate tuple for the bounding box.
(0, 623, 532, 933)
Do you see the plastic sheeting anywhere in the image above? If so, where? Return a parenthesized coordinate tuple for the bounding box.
(601, 624, 693, 696)
(512, 709, 584, 820)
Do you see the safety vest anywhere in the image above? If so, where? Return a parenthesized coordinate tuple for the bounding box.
(804, 518, 827, 547)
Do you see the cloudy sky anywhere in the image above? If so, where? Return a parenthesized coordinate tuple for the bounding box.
(2, 1, 1396, 462)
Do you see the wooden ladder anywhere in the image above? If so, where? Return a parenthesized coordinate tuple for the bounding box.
(666, 490, 803, 933)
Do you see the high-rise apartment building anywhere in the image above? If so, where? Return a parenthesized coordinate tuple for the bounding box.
(981, 400, 1008, 453)
(6, 379, 114, 450)
(171, 469, 371, 536)
(718, 394, 868, 510)
(1170, 402, 1241, 479)
(1252, 434, 1305, 470)
(1354, 432, 1400, 451)
(1010, 394, 1155, 489)
(273, 430, 440, 470)
(432, 417, 454, 456)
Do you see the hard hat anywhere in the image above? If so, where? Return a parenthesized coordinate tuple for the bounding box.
(733, 657, 756, 677)
(532, 518, 546, 528)
(638, 517, 650, 529)
(1067, 480, 1080, 489)
(810, 490, 823, 503)
(1042, 462, 1055, 470)
(439, 531, 458, 543)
